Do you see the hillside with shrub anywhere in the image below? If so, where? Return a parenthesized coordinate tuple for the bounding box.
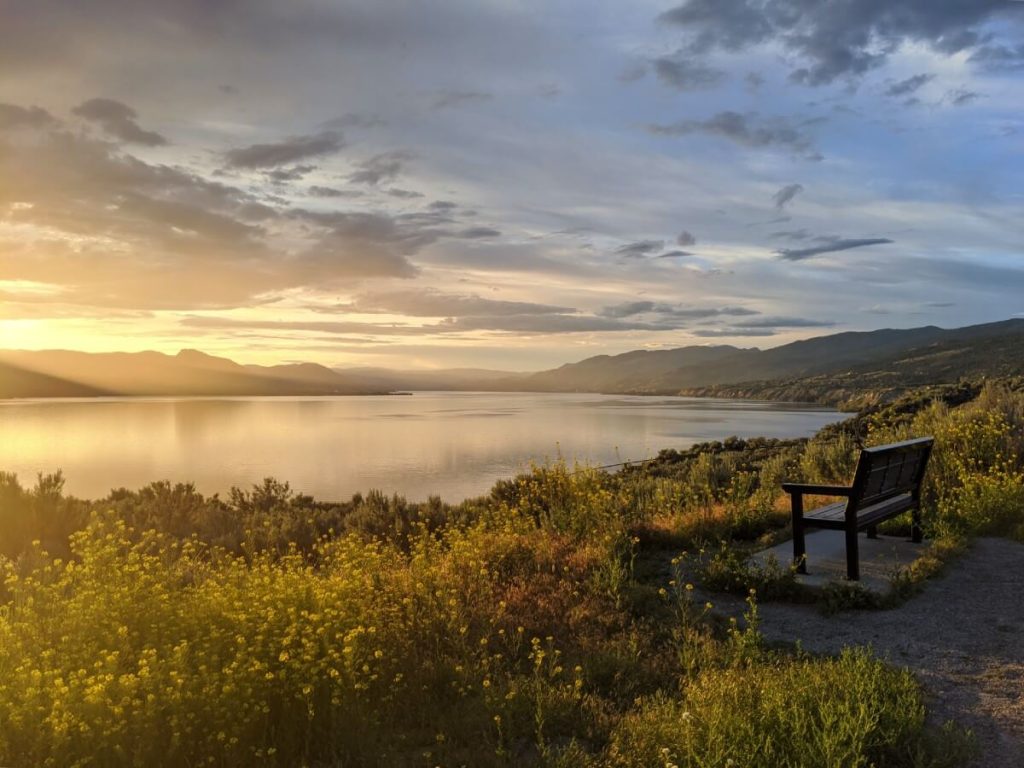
(1, 382, 1022, 766)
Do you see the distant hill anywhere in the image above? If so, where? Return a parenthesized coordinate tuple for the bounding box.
(501, 319, 1024, 398)
(495, 345, 746, 393)
(5, 318, 1024, 402)
(0, 349, 384, 398)
(676, 322, 1024, 407)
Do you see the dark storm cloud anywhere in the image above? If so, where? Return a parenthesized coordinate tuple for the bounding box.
(676, 230, 697, 247)
(648, 111, 821, 159)
(658, 0, 1022, 85)
(428, 201, 458, 212)
(431, 90, 494, 109)
(776, 237, 894, 261)
(224, 131, 344, 169)
(348, 151, 412, 186)
(72, 97, 167, 146)
(345, 289, 573, 317)
(885, 73, 935, 98)
(0, 103, 56, 130)
(772, 183, 803, 210)
(653, 56, 726, 91)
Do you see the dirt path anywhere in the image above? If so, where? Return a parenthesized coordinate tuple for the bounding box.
(693, 538, 1024, 767)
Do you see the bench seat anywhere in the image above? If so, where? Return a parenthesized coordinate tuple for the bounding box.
(803, 493, 915, 529)
(783, 437, 933, 580)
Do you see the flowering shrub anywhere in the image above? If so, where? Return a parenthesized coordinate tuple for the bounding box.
(2, 382, 1019, 765)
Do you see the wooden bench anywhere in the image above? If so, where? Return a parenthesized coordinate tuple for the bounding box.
(782, 437, 934, 581)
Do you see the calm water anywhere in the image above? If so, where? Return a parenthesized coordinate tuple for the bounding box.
(0, 392, 844, 502)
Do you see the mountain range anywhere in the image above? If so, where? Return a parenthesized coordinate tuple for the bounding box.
(3, 318, 1023, 403)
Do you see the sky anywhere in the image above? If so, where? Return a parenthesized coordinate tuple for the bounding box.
(1, 0, 1023, 371)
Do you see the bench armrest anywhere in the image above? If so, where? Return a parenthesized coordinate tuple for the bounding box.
(781, 483, 852, 496)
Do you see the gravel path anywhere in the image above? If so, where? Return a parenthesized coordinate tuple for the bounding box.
(697, 538, 1024, 767)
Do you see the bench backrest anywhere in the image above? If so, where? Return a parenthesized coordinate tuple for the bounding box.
(848, 437, 934, 510)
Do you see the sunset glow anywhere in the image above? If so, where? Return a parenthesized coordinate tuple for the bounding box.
(2, 1, 1023, 370)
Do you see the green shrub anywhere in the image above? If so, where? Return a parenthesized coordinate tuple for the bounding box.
(608, 649, 968, 768)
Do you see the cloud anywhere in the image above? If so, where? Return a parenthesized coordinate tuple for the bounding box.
(946, 88, 983, 106)
(885, 73, 935, 98)
(676, 230, 697, 247)
(731, 316, 835, 328)
(431, 90, 494, 109)
(776, 237, 894, 261)
(181, 316, 431, 337)
(770, 228, 813, 241)
(458, 226, 501, 239)
(182, 312, 671, 337)
(224, 131, 344, 168)
(658, 0, 1022, 85)
(969, 42, 1024, 70)
(772, 183, 803, 210)
(72, 97, 167, 146)
(648, 111, 821, 159)
(345, 289, 573, 317)
(348, 150, 413, 185)
(308, 185, 363, 198)
(387, 188, 423, 199)
(0, 117, 442, 308)
(618, 62, 648, 83)
(290, 209, 450, 280)
(0, 103, 56, 130)
(692, 328, 777, 338)
(599, 301, 758, 320)
(323, 113, 388, 130)
(655, 250, 693, 259)
(653, 56, 726, 91)
(615, 240, 664, 257)
(266, 165, 316, 183)
(437, 314, 668, 334)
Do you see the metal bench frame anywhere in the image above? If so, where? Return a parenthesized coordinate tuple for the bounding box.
(782, 437, 934, 580)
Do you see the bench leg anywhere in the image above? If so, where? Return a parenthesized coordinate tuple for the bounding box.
(845, 526, 860, 581)
(866, 525, 878, 539)
(790, 493, 807, 574)
(911, 507, 923, 543)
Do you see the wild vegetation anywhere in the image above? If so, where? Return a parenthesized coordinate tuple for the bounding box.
(1, 382, 1021, 766)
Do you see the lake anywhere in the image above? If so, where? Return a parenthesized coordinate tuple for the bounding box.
(0, 392, 844, 502)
